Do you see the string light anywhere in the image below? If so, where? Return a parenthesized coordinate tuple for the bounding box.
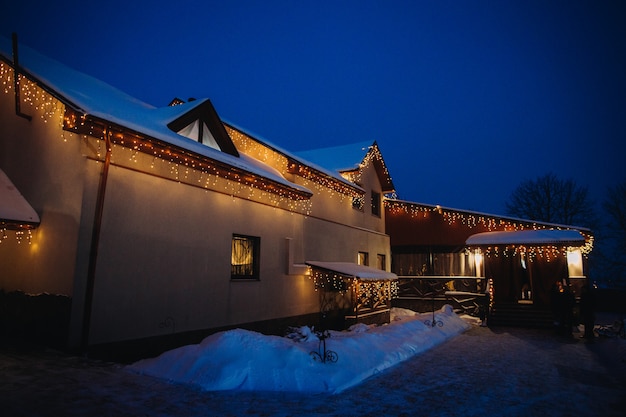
(3, 60, 398, 221)
(0, 63, 64, 127)
(472, 244, 584, 262)
(60, 108, 317, 213)
(339, 142, 394, 194)
(226, 124, 365, 200)
(351, 279, 396, 314)
(0, 225, 34, 244)
(0, 61, 319, 217)
(385, 199, 594, 258)
(308, 267, 399, 319)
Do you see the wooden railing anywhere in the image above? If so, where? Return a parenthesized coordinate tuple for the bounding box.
(396, 275, 482, 299)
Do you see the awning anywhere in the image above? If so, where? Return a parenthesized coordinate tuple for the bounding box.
(0, 168, 40, 228)
(305, 261, 397, 281)
(466, 229, 585, 247)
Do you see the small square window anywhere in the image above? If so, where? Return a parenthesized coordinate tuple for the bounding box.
(377, 254, 386, 271)
(231, 234, 260, 280)
(358, 251, 369, 266)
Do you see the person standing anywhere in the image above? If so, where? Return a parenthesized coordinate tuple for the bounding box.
(561, 285, 575, 337)
(550, 280, 563, 332)
(579, 283, 596, 340)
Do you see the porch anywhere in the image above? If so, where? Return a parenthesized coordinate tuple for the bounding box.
(306, 261, 398, 328)
(392, 275, 487, 317)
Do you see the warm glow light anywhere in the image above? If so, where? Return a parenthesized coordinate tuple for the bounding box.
(385, 199, 594, 257)
(473, 249, 483, 277)
(567, 248, 584, 277)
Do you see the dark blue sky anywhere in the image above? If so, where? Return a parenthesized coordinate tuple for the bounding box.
(4, 0, 625, 215)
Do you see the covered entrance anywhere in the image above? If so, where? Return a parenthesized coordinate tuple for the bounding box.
(466, 229, 589, 326)
(306, 261, 398, 328)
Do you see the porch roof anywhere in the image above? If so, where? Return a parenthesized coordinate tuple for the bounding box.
(466, 229, 585, 247)
(306, 261, 398, 281)
(0, 168, 39, 228)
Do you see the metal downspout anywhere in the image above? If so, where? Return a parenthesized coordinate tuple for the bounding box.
(11, 33, 32, 121)
(81, 127, 112, 353)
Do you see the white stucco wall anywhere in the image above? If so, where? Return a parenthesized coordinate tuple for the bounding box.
(87, 164, 321, 343)
(1, 65, 393, 347)
(0, 78, 84, 297)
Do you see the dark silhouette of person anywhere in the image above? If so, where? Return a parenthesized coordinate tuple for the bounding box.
(579, 283, 596, 340)
(550, 280, 563, 331)
(561, 284, 575, 337)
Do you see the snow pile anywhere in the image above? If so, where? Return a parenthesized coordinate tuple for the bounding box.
(129, 306, 470, 394)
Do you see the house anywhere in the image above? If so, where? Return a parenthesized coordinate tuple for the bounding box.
(385, 200, 593, 326)
(0, 35, 396, 359)
(1, 34, 596, 360)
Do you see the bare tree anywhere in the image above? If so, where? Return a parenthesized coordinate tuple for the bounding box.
(601, 181, 626, 284)
(505, 173, 596, 228)
(603, 181, 626, 246)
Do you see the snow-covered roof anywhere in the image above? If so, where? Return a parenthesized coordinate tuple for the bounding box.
(0, 168, 39, 226)
(295, 141, 395, 193)
(466, 230, 586, 246)
(295, 141, 373, 172)
(306, 261, 397, 281)
(0, 35, 310, 197)
(386, 198, 592, 233)
(224, 122, 363, 193)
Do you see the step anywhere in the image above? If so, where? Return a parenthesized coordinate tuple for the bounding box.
(489, 303, 554, 328)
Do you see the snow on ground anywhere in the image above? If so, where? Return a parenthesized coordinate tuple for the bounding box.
(128, 305, 471, 394)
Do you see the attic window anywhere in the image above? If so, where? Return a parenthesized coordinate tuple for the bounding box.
(177, 119, 221, 151)
(166, 100, 239, 157)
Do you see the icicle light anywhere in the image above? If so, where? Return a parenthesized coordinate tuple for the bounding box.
(385, 199, 594, 257)
(226, 125, 364, 200)
(0, 225, 34, 245)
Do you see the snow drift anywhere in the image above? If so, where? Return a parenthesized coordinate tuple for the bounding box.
(129, 306, 471, 394)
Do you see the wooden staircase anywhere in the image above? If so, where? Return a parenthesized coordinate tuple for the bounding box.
(488, 303, 555, 328)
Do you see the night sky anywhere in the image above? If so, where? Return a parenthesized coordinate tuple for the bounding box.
(3, 0, 625, 215)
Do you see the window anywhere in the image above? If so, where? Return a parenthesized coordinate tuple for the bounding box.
(391, 251, 476, 276)
(358, 251, 369, 266)
(567, 249, 584, 277)
(371, 191, 381, 216)
(166, 100, 240, 157)
(177, 119, 221, 151)
(377, 254, 386, 271)
(231, 234, 260, 280)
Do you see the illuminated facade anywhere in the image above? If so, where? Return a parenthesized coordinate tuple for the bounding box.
(0, 36, 394, 356)
(0, 35, 595, 357)
(385, 200, 593, 323)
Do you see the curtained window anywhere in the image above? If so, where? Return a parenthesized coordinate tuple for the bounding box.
(231, 234, 260, 280)
(377, 254, 386, 270)
(392, 251, 476, 276)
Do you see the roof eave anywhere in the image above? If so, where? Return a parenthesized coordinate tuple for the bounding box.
(65, 112, 313, 201)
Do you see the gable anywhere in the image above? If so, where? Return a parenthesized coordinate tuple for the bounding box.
(167, 99, 239, 157)
(295, 141, 395, 193)
(360, 142, 394, 193)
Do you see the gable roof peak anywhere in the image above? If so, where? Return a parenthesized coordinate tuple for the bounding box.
(166, 99, 239, 157)
(294, 140, 394, 193)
